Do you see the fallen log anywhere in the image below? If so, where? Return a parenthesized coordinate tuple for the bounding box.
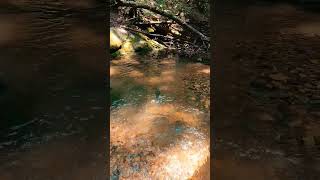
(115, 0, 210, 41)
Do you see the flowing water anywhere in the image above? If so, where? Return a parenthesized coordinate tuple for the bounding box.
(0, 1, 210, 179)
(110, 54, 210, 179)
(0, 1, 107, 179)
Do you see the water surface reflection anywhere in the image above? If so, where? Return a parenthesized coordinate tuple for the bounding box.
(110, 54, 210, 179)
(0, 1, 106, 179)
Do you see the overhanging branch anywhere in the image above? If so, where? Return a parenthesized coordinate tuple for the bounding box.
(116, 0, 210, 41)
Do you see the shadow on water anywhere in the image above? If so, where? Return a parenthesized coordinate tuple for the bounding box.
(0, 1, 107, 179)
(214, 1, 320, 179)
(0, 87, 35, 134)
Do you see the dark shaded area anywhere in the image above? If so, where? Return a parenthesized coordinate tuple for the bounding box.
(0, 1, 107, 179)
(214, 0, 320, 179)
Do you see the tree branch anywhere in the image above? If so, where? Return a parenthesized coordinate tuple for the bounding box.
(116, 0, 210, 41)
(120, 26, 174, 40)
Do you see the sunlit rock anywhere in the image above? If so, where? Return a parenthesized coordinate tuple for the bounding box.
(110, 27, 166, 56)
(110, 27, 123, 53)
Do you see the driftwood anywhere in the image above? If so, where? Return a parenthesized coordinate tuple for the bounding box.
(115, 0, 209, 41)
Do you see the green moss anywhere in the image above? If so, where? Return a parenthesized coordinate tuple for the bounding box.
(134, 45, 152, 55)
(111, 27, 166, 56)
(129, 34, 141, 44)
(111, 51, 121, 58)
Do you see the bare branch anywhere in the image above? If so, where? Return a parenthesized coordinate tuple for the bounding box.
(116, 0, 210, 41)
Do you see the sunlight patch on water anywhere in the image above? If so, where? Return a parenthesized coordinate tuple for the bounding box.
(110, 102, 209, 179)
(151, 129, 209, 179)
(111, 102, 203, 143)
(110, 47, 210, 178)
(128, 70, 144, 78)
(198, 67, 210, 75)
(110, 67, 119, 77)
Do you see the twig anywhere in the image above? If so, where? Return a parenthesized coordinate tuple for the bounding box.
(133, 21, 174, 25)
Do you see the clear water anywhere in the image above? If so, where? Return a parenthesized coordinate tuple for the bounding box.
(110, 54, 210, 179)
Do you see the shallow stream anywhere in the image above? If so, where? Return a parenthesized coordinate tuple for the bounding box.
(110, 52, 210, 179)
